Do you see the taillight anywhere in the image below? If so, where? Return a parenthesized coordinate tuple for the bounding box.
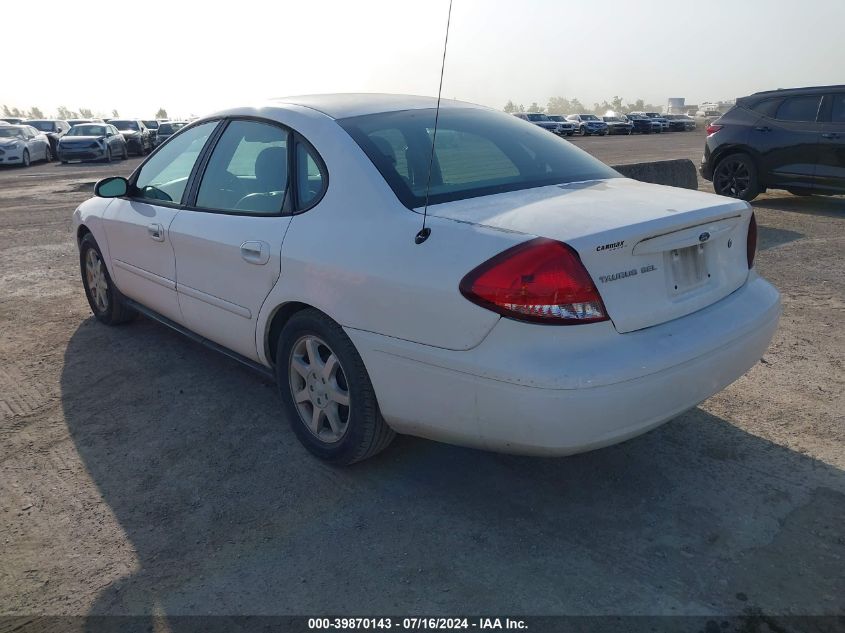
(459, 238, 608, 325)
(747, 213, 757, 269)
(706, 123, 723, 136)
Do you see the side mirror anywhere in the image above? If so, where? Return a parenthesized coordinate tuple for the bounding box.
(95, 176, 128, 198)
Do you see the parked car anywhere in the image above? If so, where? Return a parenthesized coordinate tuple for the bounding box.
(0, 120, 9, 126)
(512, 112, 561, 134)
(664, 114, 697, 131)
(624, 113, 659, 134)
(701, 85, 845, 200)
(153, 120, 188, 146)
(25, 119, 71, 155)
(72, 94, 779, 464)
(641, 112, 670, 131)
(108, 119, 152, 155)
(566, 114, 608, 136)
(58, 123, 128, 163)
(1, 117, 25, 125)
(546, 115, 577, 136)
(0, 125, 52, 166)
(602, 115, 633, 135)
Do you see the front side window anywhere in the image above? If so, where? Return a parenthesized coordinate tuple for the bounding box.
(339, 107, 619, 208)
(133, 121, 217, 204)
(195, 120, 289, 214)
(775, 96, 821, 122)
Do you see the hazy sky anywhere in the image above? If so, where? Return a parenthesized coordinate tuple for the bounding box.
(3, 0, 843, 119)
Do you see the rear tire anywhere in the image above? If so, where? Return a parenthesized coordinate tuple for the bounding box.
(79, 233, 137, 325)
(713, 153, 761, 201)
(276, 309, 395, 465)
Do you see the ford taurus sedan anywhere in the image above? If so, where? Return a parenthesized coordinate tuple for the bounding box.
(72, 94, 780, 464)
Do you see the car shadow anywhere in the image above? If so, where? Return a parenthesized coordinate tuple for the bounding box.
(753, 194, 845, 219)
(757, 225, 804, 251)
(60, 317, 845, 629)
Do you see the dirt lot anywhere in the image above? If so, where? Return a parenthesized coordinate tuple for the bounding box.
(1, 133, 843, 627)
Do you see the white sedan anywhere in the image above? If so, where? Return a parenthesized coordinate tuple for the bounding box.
(0, 124, 52, 166)
(72, 94, 780, 464)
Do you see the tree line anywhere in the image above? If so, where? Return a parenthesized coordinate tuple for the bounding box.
(504, 96, 662, 115)
(3, 105, 171, 120)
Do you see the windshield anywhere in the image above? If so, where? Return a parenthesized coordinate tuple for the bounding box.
(526, 114, 550, 122)
(67, 120, 92, 127)
(143, 120, 159, 129)
(27, 121, 55, 132)
(547, 115, 563, 122)
(580, 115, 599, 121)
(111, 120, 139, 131)
(69, 125, 106, 136)
(0, 128, 24, 139)
(338, 107, 619, 208)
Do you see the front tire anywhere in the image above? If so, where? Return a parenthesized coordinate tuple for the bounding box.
(276, 309, 394, 465)
(21, 149, 30, 167)
(580, 126, 587, 136)
(713, 153, 761, 201)
(122, 144, 128, 160)
(79, 233, 136, 325)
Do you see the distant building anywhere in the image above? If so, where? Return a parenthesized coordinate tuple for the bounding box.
(666, 98, 686, 114)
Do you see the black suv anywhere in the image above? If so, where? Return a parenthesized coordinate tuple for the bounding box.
(701, 85, 845, 200)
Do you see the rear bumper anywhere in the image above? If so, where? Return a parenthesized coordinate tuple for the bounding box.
(348, 274, 780, 455)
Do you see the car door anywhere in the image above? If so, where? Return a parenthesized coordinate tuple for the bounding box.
(167, 118, 297, 361)
(108, 125, 123, 153)
(814, 93, 845, 192)
(101, 121, 219, 323)
(756, 94, 823, 188)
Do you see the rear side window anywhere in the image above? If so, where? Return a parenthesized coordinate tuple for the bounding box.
(196, 119, 289, 215)
(775, 96, 821, 122)
(830, 94, 845, 123)
(339, 108, 618, 208)
(750, 98, 781, 118)
(295, 141, 326, 209)
(133, 121, 217, 204)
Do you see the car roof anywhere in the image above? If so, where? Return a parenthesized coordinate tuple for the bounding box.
(747, 84, 845, 99)
(268, 93, 482, 119)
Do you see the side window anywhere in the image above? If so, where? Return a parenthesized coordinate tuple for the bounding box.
(195, 119, 289, 215)
(133, 121, 217, 204)
(831, 94, 845, 123)
(775, 96, 821, 122)
(751, 98, 781, 118)
(295, 141, 327, 209)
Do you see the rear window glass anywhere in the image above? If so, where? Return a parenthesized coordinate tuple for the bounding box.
(338, 108, 619, 208)
(775, 96, 821, 122)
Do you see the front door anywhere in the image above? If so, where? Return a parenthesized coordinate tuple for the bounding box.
(101, 120, 219, 322)
(169, 118, 293, 361)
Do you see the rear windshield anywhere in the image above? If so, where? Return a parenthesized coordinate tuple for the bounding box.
(143, 120, 159, 128)
(338, 108, 619, 208)
(111, 120, 139, 131)
(27, 121, 56, 132)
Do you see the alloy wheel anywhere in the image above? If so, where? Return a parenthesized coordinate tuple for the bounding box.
(714, 158, 751, 198)
(288, 335, 351, 443)
(85, 248, 109, 313)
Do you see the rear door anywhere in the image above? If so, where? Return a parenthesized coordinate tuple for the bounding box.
(101, 121, 219, 322)
(756, 94, 823, 188)
(168, 118, 313, 361)
(815, 93, 845, 192)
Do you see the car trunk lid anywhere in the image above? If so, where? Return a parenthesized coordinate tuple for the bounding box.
(427, 177, 753, 333)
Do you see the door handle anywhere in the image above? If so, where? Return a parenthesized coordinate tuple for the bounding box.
(147, 223, 164, 242)
(821, 132, 840, 139)
(240, 241, 270, 265)
(754, 126, 772, 132)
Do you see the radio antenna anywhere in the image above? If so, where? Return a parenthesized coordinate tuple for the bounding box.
(415, 0, 453, 245)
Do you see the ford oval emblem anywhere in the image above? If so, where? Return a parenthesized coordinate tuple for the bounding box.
(699, 232, 711, 243)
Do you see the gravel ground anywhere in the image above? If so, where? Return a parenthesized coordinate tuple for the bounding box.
(0, 133, 842, 628)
